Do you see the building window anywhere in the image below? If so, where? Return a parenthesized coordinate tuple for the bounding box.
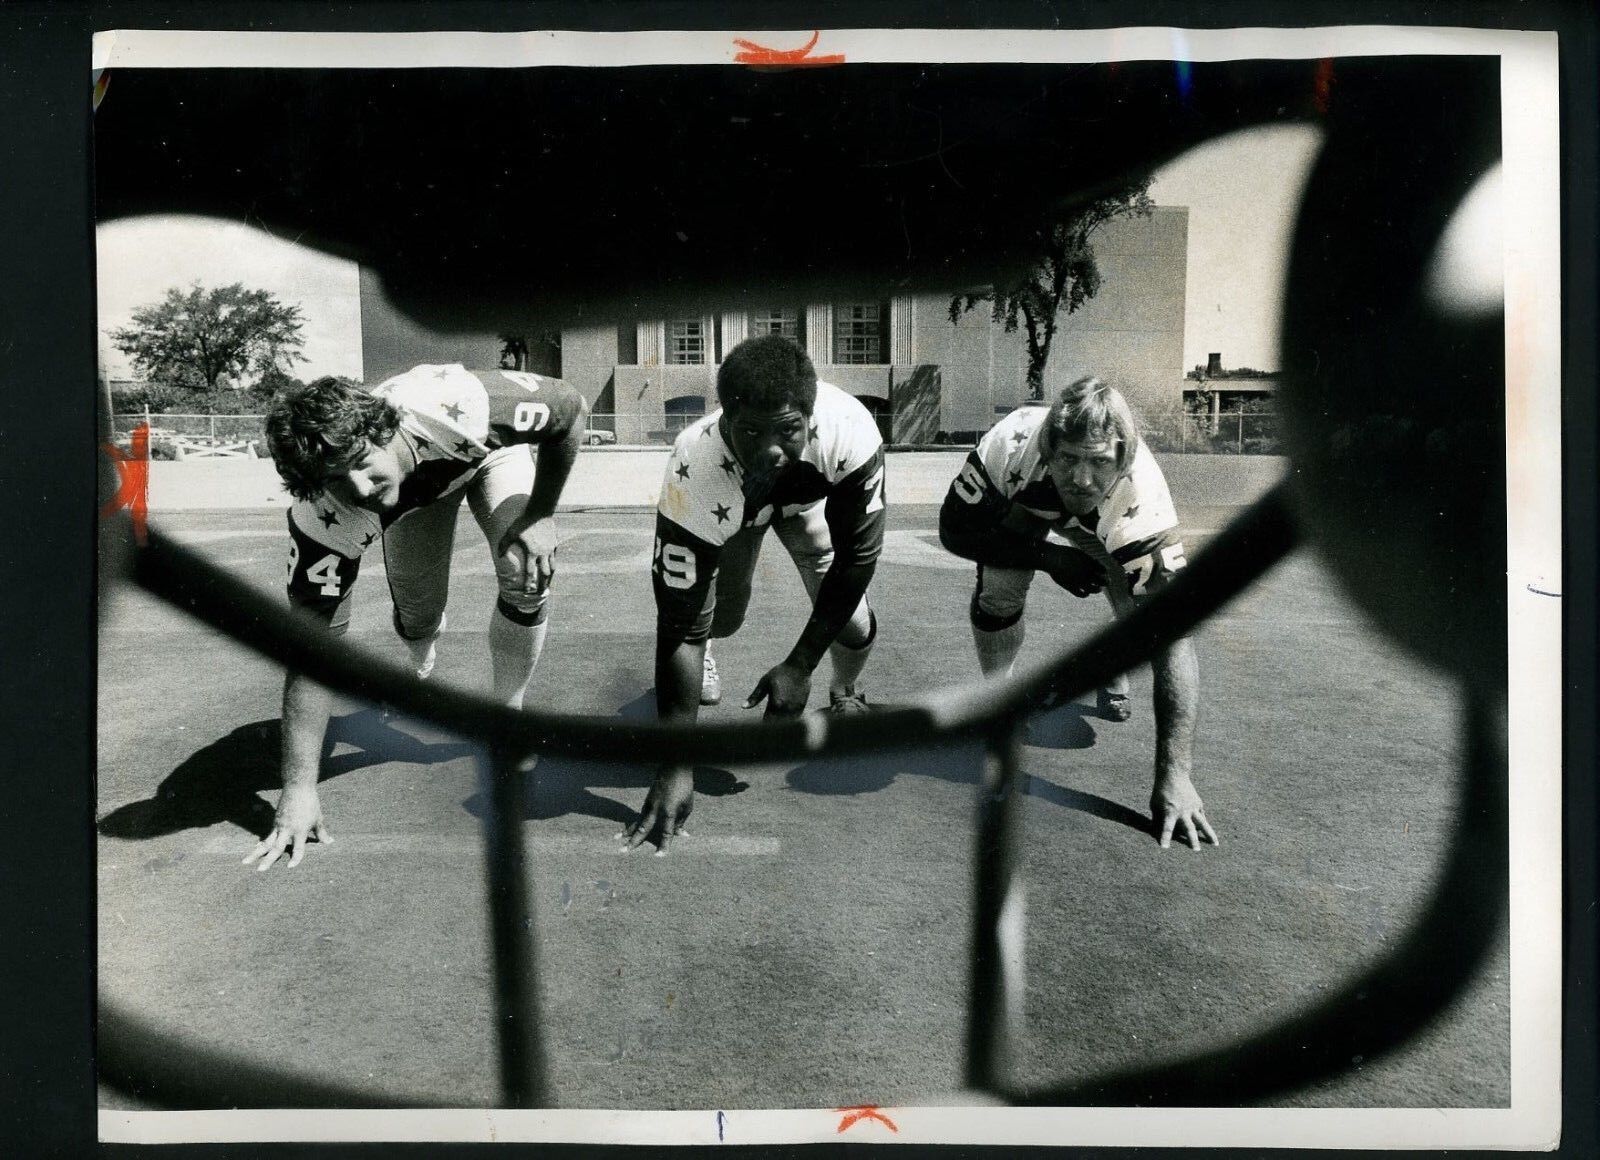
(749, 307, 804, 346)
(833, 301, 889, 365)
(616, 320, 638, 366)
(666, 319, 707, 365)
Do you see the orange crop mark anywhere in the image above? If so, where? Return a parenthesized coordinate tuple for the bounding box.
(835, 1105, 897, 1133)
(102, 423, 150, 545)
(733, 31, 845, 68)
(1313, 58, 1335, 115)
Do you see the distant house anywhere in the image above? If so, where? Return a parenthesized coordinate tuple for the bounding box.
(359, 206, 1189, 444)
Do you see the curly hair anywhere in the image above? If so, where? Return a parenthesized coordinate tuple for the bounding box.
(265, 377, 400, 501)
(1040, 376, 1141, 475)
(715, 334, 818, 415)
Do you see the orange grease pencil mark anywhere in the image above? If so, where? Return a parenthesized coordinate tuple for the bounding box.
(102, 423, 150, 545)
(733, 31, 845, 68)
(836, 1105, 897, 1132)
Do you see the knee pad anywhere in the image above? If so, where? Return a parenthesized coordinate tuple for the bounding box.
(393, 606, 445, 642)
(496, 591, 549, 627)
(970, 591, 1023, 633)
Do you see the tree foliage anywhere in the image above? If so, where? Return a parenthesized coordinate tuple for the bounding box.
(110, 282, 306, 392)
(950, 179, 1154, 400)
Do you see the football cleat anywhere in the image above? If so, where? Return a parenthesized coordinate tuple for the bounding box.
(1097, 688, 1131, 722)
(700, 648, 722, 706)
(827, 688, 871, 713)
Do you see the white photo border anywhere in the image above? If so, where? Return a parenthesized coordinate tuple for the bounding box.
(92, 25, 1562, 1150)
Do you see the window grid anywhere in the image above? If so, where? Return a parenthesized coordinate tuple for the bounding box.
(833, 303, 886, 365)
(666, 319, 706, 365)
(750, 308, 802, 343)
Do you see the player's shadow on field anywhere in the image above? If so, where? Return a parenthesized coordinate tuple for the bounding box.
(96, 711, 480, 842)
(785, 700, 1151, 837)
(460, 691, 750, 828)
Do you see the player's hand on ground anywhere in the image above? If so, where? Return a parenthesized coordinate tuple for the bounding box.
(501, 517, 558, 594)
(1045, 549, 1107, 598)
(1150, 774, 1219, 850)
(621, 765, 694, 855)
(243, 784, 332, 871)
(744, 660, 812, 718)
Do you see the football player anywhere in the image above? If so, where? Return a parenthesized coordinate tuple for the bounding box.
(245, 364, 587, 870)
(939, 376, 1218, 850)
(624, 334, 885, 853)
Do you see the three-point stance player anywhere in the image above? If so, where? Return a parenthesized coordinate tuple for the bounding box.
(625, 335, 886, 853)
(939, 376, 1218, 850)
(247, 364, 587, 870)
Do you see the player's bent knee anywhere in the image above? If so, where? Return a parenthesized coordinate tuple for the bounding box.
(393, 606, 446, 641)
(970, 592, 1024, 633)
(836, 605, 876, 651)
(495, 592, 548, 627)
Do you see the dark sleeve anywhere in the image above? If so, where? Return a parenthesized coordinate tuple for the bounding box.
(822, 446, 887, 570)
(652, 513, 722, 645)
(1112, 527, 1189, 600)
(285, 510, 362, 635)
(483, 372, 587, 448)
(938, 450, 1054, 571)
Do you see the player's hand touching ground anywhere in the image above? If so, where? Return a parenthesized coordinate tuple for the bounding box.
(1150, 774, 1219, 850)
(243, 784, 332, 871)
(744, 660, 812, 717)
(621, 765, 694, 855)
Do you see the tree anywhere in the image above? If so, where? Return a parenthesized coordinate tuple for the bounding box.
(110, 282, 306, 392)
(949, 179, 1154, 401)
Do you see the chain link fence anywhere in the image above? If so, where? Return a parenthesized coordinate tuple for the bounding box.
(1142, 409, 1283, 455)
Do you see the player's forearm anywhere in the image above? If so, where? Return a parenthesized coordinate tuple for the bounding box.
(280, 669, 334, 791)
(654, 636, 705, 722)
(786, 560, 876, 672)
(1151, 635, 1199, 782)
(521, 429, 582, 522)
(939, 500, 1057, 572)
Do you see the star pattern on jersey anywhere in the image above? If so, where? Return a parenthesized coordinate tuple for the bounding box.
(721, 455, 739, 476)
(837, 457, 850, 473)
(712, 502, 732, 524)
(318, 509, 339, 529)
(431, 367, 452, 380)
(413, 431, 433, 450)
(674, 461, 690, 481)
(1010, 428, 1029, 445)
(1007, 470, 1024, 486)
(360, 532, 377, 548)
(441, 401, 465, 422)
(1124, 503, 1140, 520)
(454, 439, 475, 456)
(808, 423, 819, 442)
(700, 424, 715, 437)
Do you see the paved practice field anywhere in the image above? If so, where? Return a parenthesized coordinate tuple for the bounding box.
(96, 502, 1509, 1111)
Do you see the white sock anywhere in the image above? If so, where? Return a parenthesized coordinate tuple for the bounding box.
(404, 613, 446, 679)
(490, 608, 547, 710)
(972, 619, 1024, 679)
(827, 636, 872, 698)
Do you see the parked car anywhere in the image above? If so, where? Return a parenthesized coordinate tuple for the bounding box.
(584, 429, 617, 446)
